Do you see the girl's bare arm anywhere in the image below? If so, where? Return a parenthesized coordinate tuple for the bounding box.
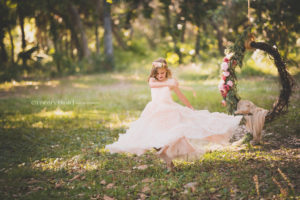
(148, 78, 173, 88)
(172, 86, 194, 109)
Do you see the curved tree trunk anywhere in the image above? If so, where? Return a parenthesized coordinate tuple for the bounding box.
(112, 24, 128, 50)
(69, 3, 90, 59)
(103, 0, 114, 70)
(18, 8, 26, 66)
(18, 14, 26, 50)
(8, 26, 15, 64)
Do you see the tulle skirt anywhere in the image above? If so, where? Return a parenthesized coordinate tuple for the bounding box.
(105, 100, 242, 160)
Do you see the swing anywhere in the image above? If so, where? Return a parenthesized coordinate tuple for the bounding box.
(218, 0, 295, 143)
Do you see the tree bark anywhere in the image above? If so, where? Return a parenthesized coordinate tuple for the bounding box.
(18, 8, 26, 66)
(112, 24, 128, 50)
(69, 3, 90, 59)
(103, 0, 114, 70)
(8, 26, 14, 64)
(95, 0, 101, 54)
(95, 25, 100, 54)
(18, 14, 26, 50)
(180, 20, 186, 43)
(211, 21, 225, 55)
(48, 7, 81, 59)
(194, 26, 201, 58)
(70, 25, 82, 59)
(144, 33, 156, 50)
(0, 37, 8, 64)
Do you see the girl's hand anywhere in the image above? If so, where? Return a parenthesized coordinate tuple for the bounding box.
(188, 105, 194, 110)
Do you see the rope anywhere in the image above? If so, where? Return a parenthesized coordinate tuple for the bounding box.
(248, 0, 251, 24)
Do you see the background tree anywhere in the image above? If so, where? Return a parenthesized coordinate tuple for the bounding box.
(103, 0, 114, 70)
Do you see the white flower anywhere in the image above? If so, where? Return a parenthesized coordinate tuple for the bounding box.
(223, 71, 230, 77)
(227, 80, 233, 87)
(221, 62, 229, 71)
(218, 80, 225, 90)
(152, 62, 163, 67)
(225, 52, 234, 60)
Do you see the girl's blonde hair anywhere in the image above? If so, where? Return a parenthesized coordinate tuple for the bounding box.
(148, 58, 172, 81)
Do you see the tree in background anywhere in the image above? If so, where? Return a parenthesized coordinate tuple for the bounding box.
(252, 0, 300, 63)
(103, 0, 114, 70)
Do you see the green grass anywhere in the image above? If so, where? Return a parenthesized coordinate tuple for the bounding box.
(0, 69, 299, 199)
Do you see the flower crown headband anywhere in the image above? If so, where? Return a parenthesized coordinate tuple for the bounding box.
(152, 61, 166, 68)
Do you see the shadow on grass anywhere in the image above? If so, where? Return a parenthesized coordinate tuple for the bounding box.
(0, 145, 298, 199)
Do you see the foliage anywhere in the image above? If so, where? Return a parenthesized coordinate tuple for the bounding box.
(0, 0, 299, 81)
(220, 25, 295, 121)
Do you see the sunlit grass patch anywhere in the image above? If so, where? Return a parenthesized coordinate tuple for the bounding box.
(0, 80, 60, 91)
(35, 107, 75, 118)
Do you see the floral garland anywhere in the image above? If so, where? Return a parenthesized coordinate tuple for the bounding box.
(218, 27, 252, 114)
(218, 25, 294, 122)
(218, 53, 240, 114)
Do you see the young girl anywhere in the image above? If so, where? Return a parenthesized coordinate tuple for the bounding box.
(105, 58, 242, 167)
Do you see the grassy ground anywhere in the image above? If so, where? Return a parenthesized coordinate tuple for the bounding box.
(0, 68, 299, 199)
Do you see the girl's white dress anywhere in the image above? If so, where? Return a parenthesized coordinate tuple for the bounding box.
(105, 78, 242, 160)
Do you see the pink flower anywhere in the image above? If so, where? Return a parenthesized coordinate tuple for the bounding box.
(221, 90, 228, 98)
(222, 75, 226, 81)
(223, 57, 229, 63)
(227, 80, 233, 87)
(223, 71, 230, 77)
(221, 62, 229, 71)
(218, 80, 225, 90)
(224, 84, 230, 91)
(221, 100, 227, 106)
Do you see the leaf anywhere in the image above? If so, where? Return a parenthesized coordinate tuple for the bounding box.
(31, 186, 43, 191)
(55, 179, 65, 189)
(77, 193, 85, 197)
(142, 186, 150, 193)
(120, 169, 131, 173)
(27, 178, 41, 184)
(142, 178, 154, 183)
(184, 182, 198, 188)
(184, 182, 197, 193)
(139, 193, 147, 200)
(106, 183, 114, 189)
(55, 182, 62, 189)
(90, 194, 101, 200)
(130, 184, 137, 189)
(69, 174, 81, 182)
(103, 195, 115, 200)
(209, 187, 217, 193)
(133, 165, 148, 170)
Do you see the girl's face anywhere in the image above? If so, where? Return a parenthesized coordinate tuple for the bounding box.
(156, 68, 167, 81)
